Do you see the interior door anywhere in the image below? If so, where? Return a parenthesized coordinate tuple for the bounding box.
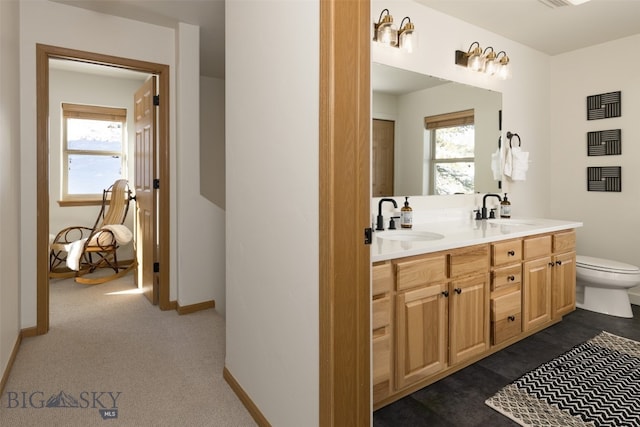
(134, 76, 158, 304)
(372, 119, 395, 197)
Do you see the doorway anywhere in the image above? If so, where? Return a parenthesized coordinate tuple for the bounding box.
(35, 44, 172, 335)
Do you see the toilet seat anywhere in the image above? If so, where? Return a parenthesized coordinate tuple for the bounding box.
(576, 255, 640, 275)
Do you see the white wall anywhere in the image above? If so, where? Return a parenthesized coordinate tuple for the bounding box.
(175, 22, 225, 311)
(372, 0, 552, 219)
(0, 0, 21, 381)
(49, 68, 145, 261)
(200, 76, 225, 209)
(199, 75, 226, 314)
(225, 0, 319, 425)
(549, 34, 640, 302)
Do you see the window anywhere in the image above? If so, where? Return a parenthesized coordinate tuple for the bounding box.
(62, 103, 127, 201)
(424, 109, 475, 195)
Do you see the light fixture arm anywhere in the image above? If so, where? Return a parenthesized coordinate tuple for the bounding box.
(467, 41, 481, 53)
(377, 8, 390, 25)
(399, 16, 412, 32)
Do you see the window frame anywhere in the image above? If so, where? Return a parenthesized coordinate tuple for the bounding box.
(424, 109, 475, 195)
(60, 103, 127, 205)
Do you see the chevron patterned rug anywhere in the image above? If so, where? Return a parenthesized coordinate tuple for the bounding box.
(485, 331, 640, 427)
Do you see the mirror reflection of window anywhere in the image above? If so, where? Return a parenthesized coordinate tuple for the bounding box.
(424, 109, 474, 195)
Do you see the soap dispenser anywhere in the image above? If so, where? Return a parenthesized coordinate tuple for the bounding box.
(500, 194, 511, 218)
(400, 197, 413, 229)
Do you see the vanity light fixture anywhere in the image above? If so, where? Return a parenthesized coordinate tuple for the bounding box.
(495, 51, 511, 80)
(373, 9, 398, 47)
(373, 9, 417, 52)
(455, 42, 511, 79)
(398, 17, 417, 53)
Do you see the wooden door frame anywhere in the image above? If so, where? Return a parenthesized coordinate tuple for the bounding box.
(36, 44, 172, 334)
(319, 0, 371, 425)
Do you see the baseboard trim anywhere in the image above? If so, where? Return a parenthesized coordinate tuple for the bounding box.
(223, 366, 271, 427)
(176, 300, 215, 315)
(21, 326, 39, 338)
(0, 332, 23, 395)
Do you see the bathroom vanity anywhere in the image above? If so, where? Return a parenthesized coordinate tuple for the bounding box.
(371, 218, 582, 409)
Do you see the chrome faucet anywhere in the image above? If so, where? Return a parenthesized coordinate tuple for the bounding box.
(376, 198, 398, 230)
(481, 193, 502, 220)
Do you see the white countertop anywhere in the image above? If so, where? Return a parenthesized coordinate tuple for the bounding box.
(371, 217, 583, 262)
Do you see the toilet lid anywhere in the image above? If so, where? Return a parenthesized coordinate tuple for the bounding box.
(576, 255, 640, 274)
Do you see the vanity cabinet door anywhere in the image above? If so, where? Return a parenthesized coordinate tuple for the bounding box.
(552, 251, 576, 318)
(522, 256, 552, 331)
(395, 282, 447, 390)
(449, 274, 490, 365)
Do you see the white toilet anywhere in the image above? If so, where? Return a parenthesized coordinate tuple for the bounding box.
(575, 255, 640, 318)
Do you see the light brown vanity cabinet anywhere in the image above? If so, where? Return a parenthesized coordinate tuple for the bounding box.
(448, 245, 490, 365)
(372, 261, 394, 405)
(372, 229, 577, 410)
(394, 245, 489, 390)
(490, 239, 523, 345)
(522, 235, 553, 331)
(551, 230, 577, 319)
(394, 254, 448, 390)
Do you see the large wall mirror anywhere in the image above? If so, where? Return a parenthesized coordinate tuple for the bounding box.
(372, 62, 502, 197)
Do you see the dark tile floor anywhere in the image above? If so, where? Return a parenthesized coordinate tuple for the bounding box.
(373, 305, 640, 427)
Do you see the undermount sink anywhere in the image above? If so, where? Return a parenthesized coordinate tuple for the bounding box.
(376, 230, 445, 242)
(486, 219, 539, 226)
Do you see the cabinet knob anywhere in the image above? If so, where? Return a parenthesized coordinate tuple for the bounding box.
(548, 262, 555, 267)
(508, 315, 516, 322)
(508, 275, 515, 281)
(507, 250, 515, 256)
(454, 288, 462, 294)
(442, 290, 449, 297)
(556, 260, 563, 266)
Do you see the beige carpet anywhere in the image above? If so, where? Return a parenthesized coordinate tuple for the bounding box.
(0, 275, 255, 427)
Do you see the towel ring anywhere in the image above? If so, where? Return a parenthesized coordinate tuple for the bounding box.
(506, 131, 521, 148)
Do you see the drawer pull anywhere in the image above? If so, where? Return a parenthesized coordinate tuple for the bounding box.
(508, 275, 515, 281)
(507, 250, 515, 256)
(508, 315, 516, 321)
(454, 288, 462, 294)
(442, 290, 449, 297)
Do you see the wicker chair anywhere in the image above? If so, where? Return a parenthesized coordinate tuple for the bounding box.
(49, 179, 136, 284)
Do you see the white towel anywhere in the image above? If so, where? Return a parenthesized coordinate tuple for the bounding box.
(67, 238, 88, 271)
(89, 224, 133, 246)
(503, 146, 529, 181)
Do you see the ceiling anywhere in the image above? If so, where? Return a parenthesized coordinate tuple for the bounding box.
(52, 0, 640, 79)
(415, 0, 640, 55)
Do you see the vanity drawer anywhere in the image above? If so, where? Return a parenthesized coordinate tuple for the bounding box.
(372, 295, 391, 330)
(491, 291, 522, 345)
(491, 265, 522, 292)
(396, 255, 447, 291)
(449, 244, 489, 278)
(373, 262, 394, 296)
(553, 230, 576, 253)
(523, 235, 552, 260)
(492, 239, 522, 267)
